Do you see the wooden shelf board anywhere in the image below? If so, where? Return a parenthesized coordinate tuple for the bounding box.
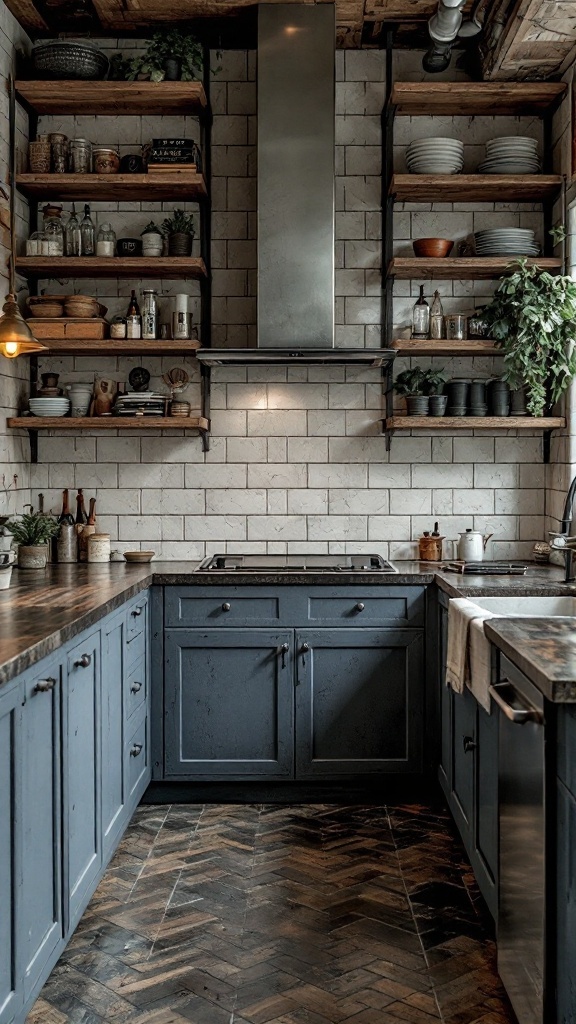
(16, 256, 207, 279)
(8, 416, 209, 431)
(385, 416, 565, 430)
(16, 80, 208, 116)
(391, 339, 500, 356)
(16, 172, 207, 202)
(31, 339, 201, 355)
(389, 257, 562, 281)
(390, 81, 567, 116)
(391, 173, 563, 203)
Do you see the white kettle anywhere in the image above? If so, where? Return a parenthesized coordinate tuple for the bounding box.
(457, 529, 493, 562)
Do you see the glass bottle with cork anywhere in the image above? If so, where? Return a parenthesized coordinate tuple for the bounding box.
(80, 204, 95, 256)
(126, 290, 142, 340)
(65, 204, 81, 257)
(412, 285, 430, 339)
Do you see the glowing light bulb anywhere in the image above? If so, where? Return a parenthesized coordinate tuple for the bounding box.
(2, 340, 20, 357)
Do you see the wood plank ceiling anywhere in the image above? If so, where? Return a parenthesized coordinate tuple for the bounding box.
(5, 0, 576, 74)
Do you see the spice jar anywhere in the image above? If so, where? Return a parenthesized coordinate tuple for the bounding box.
(110, 316, 127, 339)
(445, 313, 467, 341)
(56, 523, 77, 563)
(42, 205, 64, 256)
(96, 222, 116, 257)
(26, 231, 46, 256)
(93, 147, 120, 174)
(87, 533, 111, 563)
(50, 133, 68, 173)
(70, 138, 92, 174)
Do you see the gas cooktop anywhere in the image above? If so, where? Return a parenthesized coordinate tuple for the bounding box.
(197, 554, 398, 573)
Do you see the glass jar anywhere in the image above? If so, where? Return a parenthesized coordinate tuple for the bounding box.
(50, 133, 68, 173)
(96, 223, 116, 257)
(42, 208, 64, 256)
(142, 289, 158, 340)
(110, 315, 127, 339)
(26, 231, 46, 256)
(70, 138, 92, 174)
(92, 147, 120, 174)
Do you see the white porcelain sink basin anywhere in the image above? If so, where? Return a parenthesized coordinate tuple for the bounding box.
(470, 595, 576, 617)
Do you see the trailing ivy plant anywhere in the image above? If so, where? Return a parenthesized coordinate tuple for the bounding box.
(124, 28, 205, 82)
(482, 259, 576, 417)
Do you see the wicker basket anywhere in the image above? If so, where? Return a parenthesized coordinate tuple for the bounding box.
(33, 40, 109, 80)
(29, 140, 51, 173)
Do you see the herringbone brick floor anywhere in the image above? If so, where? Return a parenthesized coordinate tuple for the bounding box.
(27, 803, 516, 1024)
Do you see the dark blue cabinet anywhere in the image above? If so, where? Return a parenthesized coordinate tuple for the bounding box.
(20, 658, 63, 1002)
(556, 779, 576, 1023)
(164, 628, 294, 779)
(101, 612, 127, 860)
(437, 591, 498, 919)
(63, 630, 102, 931)
(0, 677, 22, 1024)
(295, 628, 424, 777)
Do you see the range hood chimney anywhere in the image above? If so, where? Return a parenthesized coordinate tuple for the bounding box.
(197, 4, 395, 367)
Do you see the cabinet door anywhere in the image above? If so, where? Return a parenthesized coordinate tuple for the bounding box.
(101, 613, 127, 860)
(295, 629, 424, 778)
(438, 598, 452, 793)
(474, 702, 498, 912)
(0, 680, 22, 1024)
(557, 779, 576, 1024)
(20, 659, 63, 1000)
(63, 630, 101, 930)
(164, 629, 293, 779)
(451, 687, 476, 842)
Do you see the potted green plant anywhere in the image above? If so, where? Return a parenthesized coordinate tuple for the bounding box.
(394, 367, 430, 416)
(162, 209, 195, 257)
(7, 512, 59, 569)
(422, 368, 447, 417)
(123, 28, 204, 82)
(141, 221, 163, 257)
(482, 259, 576, 417)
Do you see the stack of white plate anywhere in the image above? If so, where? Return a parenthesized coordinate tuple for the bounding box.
(473, 227, 539, 257)
(478, 136, 540, 174)
(29, 397, 70, 417)
(406, 137, 464, 174)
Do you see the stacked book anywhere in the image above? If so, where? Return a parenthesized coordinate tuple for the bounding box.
(147, 138, 202, 173)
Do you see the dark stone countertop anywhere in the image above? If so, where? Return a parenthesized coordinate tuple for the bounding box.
(485, 617, 576, 703)
(0, 559, 574, 695)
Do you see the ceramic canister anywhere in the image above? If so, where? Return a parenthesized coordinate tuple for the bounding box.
(87, 533, 111, 563)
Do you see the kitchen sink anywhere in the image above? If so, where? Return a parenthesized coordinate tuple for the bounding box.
(469, 595, 576, 616)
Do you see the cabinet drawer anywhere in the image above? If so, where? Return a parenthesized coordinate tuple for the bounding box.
(125, 657, 146, 720)
(305, 587, 425, 627)
(125, 627, 146, 670)
(126, 595, 148, 641)
(126, 713, 148, 803)
(165, 587, 282, 627)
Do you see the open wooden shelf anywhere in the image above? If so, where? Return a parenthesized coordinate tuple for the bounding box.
(16, 256, 207, 279)
(385, 416, 565, 430)
(391, 339, 500, 356)
(28, 339, 201, 356)
(16, 172, 207, 203)
(391, 174, 563, 203)
(390, 81, 567, 117)
(389, 257, 562, 281)
(8, 416, 209, 431)
(16, 80, 208, 116)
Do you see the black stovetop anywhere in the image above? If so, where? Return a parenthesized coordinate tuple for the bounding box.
(197, 554, 397, 573)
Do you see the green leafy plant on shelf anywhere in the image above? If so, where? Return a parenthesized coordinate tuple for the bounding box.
(482, 259, 576, 417)
(394, 366, 445, 396)
(161, 210, 195, 237)
(120, 28, 205, 82)
(6, 512, 59, 546)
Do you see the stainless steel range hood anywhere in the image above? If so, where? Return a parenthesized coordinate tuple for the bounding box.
(196, 4, 395, 368)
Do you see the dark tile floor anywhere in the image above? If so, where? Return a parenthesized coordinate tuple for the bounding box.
(27, 803, 516, 1024)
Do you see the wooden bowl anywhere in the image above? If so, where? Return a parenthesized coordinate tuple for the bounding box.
(28, 302, 64, 318)
(124, 551, 155, 563)
(413, 238, 454, 258)
(64, 295, 99, 318)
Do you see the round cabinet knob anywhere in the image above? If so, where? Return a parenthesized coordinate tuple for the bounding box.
(130, 681, 142, 694)
(132, 606, 143, 617)
(280, 643, 289, 653)
(355, 602, 365, 612)
(74, 654, 91, 668)
(130, 743, 143, 757)
(301, 642, 310, 652)
(34, 677, 56, 693)
(222, 602, 231, 612)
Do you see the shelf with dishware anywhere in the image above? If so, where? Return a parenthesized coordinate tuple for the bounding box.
(390, 174, 563, 204)
(390, 338, 501, 357)
(15, 80, 209, 117)
(384, 415, 565, 431)
(16, 172, 208, 203)
(388, 256, 562, 281)
(7, 416, 209, 431)
(16, 255, 208, 279)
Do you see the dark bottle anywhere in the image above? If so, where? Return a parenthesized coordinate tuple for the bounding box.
(126, 290, 142, 340)
(58, 488, 75, 525)
(432, 521, 440, 537)
(75, 488, 88, 526)
(80, 204, 95, 256)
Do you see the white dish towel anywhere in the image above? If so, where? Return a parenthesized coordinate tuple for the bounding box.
(446, 598, 498, 713)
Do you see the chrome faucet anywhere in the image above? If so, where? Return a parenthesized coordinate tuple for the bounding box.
(552, 474, 576, 582)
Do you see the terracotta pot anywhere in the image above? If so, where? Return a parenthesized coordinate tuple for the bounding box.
(18, 544, 48, 569)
